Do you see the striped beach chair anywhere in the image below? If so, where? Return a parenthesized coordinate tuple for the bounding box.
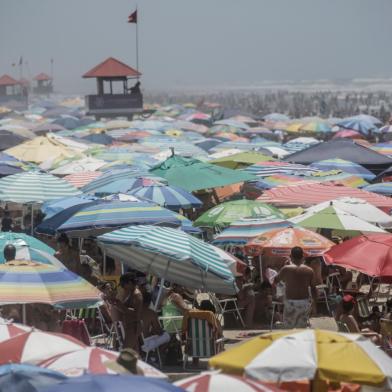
(183, 314, 224, 369)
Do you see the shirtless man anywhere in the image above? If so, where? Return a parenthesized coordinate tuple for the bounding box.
(275, 247, 316, 328)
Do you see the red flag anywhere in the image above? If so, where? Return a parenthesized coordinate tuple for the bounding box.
(128, 10, 137, 23)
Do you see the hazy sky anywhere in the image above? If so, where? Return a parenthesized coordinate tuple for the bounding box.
(1, 0, 391, 93)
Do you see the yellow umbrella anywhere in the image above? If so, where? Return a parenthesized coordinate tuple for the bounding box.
(209, 329, 392, 388)
(5, 136, 76, 163)
(165, 129, 183, 137)
(284, 122, 304, 133)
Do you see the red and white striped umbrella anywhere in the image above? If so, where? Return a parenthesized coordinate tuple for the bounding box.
(0, 330, 86, 365)
(0, 322, 32, 342)
(175, 372, 283, 392)
(63, 171, 102, 188)
(40, 346, 167, 379)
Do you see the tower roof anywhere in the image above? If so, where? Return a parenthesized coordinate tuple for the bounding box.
(34, 73, 52, 81)
(0, 74, 19, 86)
(83, 57, 141, 78)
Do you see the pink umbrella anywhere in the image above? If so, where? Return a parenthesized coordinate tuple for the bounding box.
(40, 346, 168, 379)
(175, 372, 283, 392)
(63, 171, 103, 188)
(0, 330, 86, 365)
(333, 130, 364, 139)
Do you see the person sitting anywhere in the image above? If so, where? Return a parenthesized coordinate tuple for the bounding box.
(236, 267, 255, 328)
(129, 81, 141, 94)
(54, 233, 81, 275)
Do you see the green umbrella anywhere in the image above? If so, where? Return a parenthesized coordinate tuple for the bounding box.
(194, 199, 286, 229)
(149, 155, 256, 192)
(210, 151, 274, 169)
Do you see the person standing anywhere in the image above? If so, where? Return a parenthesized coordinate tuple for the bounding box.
(275, 247, 316, 328)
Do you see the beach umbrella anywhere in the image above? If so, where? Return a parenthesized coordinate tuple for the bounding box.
(324, 233, 392, 277)
(128, 180, 203, 211)
(41, 195, 98, 218)
(210, 151, 274, 169)
(81, 133, 114, 145)
(336, 118, 376, 135)
(0, 330, 86, 365)
(0, 322, 32, 342)
(244, 161, 319, 177)
(209, 329, 392, 388)
(39, 347, 167, 379)
(33, 123, 65, 135)
(244, 227, 333, 257)
(50, 157, 106, 175)
(212, 218, 293, 247)
(349, 114, 382, 126)
(0, 130, 27, 151)
(0, 162, 24, 176)
(332, 130, 364, 140)
(363, 183, 392, 195)
(290, 202, 386, 233)
(310, 158, 375, 181)
(262, 113, 290, 122)
(194, 138, 223, 152)
(0, 363, 66, 392)
(63, 172, 103, 188)
(150, 155, 256, 192)
(40, 374, 183, 392)
(175, 372, 283, 392)
(0, 260, 102, 309)
(299, 121, 332, 133)
(0, 172, 81, 204)
(1, 125, 36, 139)
(98, 225, 238, 294)
(52, 117, 80, 130)
(371, 143, 392, 156)
(214, 119, 250, 129)
(195, 200, 286, 229)
(56, 200, 186, 237)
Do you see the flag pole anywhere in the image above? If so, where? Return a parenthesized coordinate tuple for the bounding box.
(135, 5, 139, 79)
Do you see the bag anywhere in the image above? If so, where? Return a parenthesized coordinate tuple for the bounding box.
(164, 334, 182, 366)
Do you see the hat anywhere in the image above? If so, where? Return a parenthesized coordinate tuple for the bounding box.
(343, 294, 355, 304)
(104, 348, 144, 375)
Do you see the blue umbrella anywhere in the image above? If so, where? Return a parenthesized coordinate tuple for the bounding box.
(52, 117, 81, 130)
(363, 183, 392, 195)
(81, 133, 114, 145)
(262, 113, 290, 122)
(56, 200, 186, 237)
(0, 363, 66, 392)
(42, 195, 98, 218)
(0, 163, 24, 176)
(39, 374, 183, 392)
(336, 118, 377, 135)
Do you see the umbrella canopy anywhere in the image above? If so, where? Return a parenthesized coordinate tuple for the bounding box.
(0, 363, 66, 392)
(299, 121, 332, 133)
(194, 200, 286, 229)
(33, 123, 65, 135)
(363, 183, 392, 196)
(0, 172, 81, 204)
(0, 322, 32, 342)
(56, 200, 186, 237)
(98, 225, 238, 294)
(324, 234, 392, 277)
(81, 133, 114, 145)
(50, 157, 106, 175)
(336, 118, 377, 135)
(244, 161, 319, 177)
(39, 347, 167, 379)
(210, 151, 273, 169)
(0, 330, 86, 365)
(0, 162, 24, 176)
(41, 374, 183, 392)
(0, 130, 27, 151)
(129, 181, 203, 211)
(310, 158, 375, 181)
(290, 203, 386, 233)
(332, 130, 364, 140)
(245, 227, 333, 257)
(41, 195, 98, 218)
(212, 218, 293, 246)
(262, 113, 290, 122)
(150, 155, 256, 192)
(209, 329, 392, 388)
(175, 372, 283, 392)
(63, 171, 103, 189)
(0, 260, 101, 308)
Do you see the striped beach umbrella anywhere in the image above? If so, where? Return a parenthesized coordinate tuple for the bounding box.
(0, 172, 81, 203)
(310, 158, 375, 181)
(212, 218, 292, 246)
(244, 161, 319, 177)
(129, 181, 203, 211)
(0, 260, 101, 309)
(209, 329, 392, 389)
(98, 225, 238, 294)
(56, 200, 186, 237)
(0, 323, 32, 343)
(363, 183, 392, 196)
(371, 143, 392, 156)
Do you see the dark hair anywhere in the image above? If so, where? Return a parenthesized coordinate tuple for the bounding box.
(57, 233, 69, 245)
(119, 272, 137, 288)
(291, 246, 304, 262)
(3, 244, 16, 261)
(342, 299, 355, 313)
(198, 299, 215, 313)
(142, 291, 153, 306)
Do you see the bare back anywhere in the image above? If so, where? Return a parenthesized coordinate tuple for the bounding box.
(278, 264, 314, 300)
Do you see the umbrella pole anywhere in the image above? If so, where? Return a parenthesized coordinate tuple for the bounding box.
(102, 248, 107, 276)
(22, 304, 26, 325)
(259, 255, 263, 283)
(154, 278, 165, 311)
(30, 204, 34, 236)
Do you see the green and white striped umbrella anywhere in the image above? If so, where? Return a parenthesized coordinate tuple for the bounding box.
(0, 172, 81, 204)
(98, 225, 238, 294)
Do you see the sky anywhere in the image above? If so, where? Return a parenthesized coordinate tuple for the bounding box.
(1, 0, 391, 93)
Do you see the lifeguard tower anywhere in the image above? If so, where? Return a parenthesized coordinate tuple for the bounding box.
(0, 74, 28, 109)
(33, 73, 53, 95)
(83, 57, 143, 120)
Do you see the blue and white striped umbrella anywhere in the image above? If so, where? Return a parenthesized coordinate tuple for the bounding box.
(42, 195, 98, 218)
(363, 183, 392, 196)
(129, 180, 203, 211)
(0, 172, 81, 203)
(98, 225, 237, 294)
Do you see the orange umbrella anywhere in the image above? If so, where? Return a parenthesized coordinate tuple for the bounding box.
(244, 227, 333, 257)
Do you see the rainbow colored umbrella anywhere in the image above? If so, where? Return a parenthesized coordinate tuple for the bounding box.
(299, 121, 332, 133)
(371, 143, 392, 156)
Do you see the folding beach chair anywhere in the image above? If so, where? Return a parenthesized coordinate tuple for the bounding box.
(209, 293, 245, 328)
(380, 318, 392, 354)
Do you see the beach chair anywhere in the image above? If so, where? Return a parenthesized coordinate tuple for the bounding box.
(380, 318, 392, 354)
(140, 328, 163, 369)
(270, 300, 284, 330)
(316, 284, 332, 316)
(356, 296, 371, 319)
(336, 320, 350, 333)
(182, 314, 224, 369)
(209, 293, 245, 328)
